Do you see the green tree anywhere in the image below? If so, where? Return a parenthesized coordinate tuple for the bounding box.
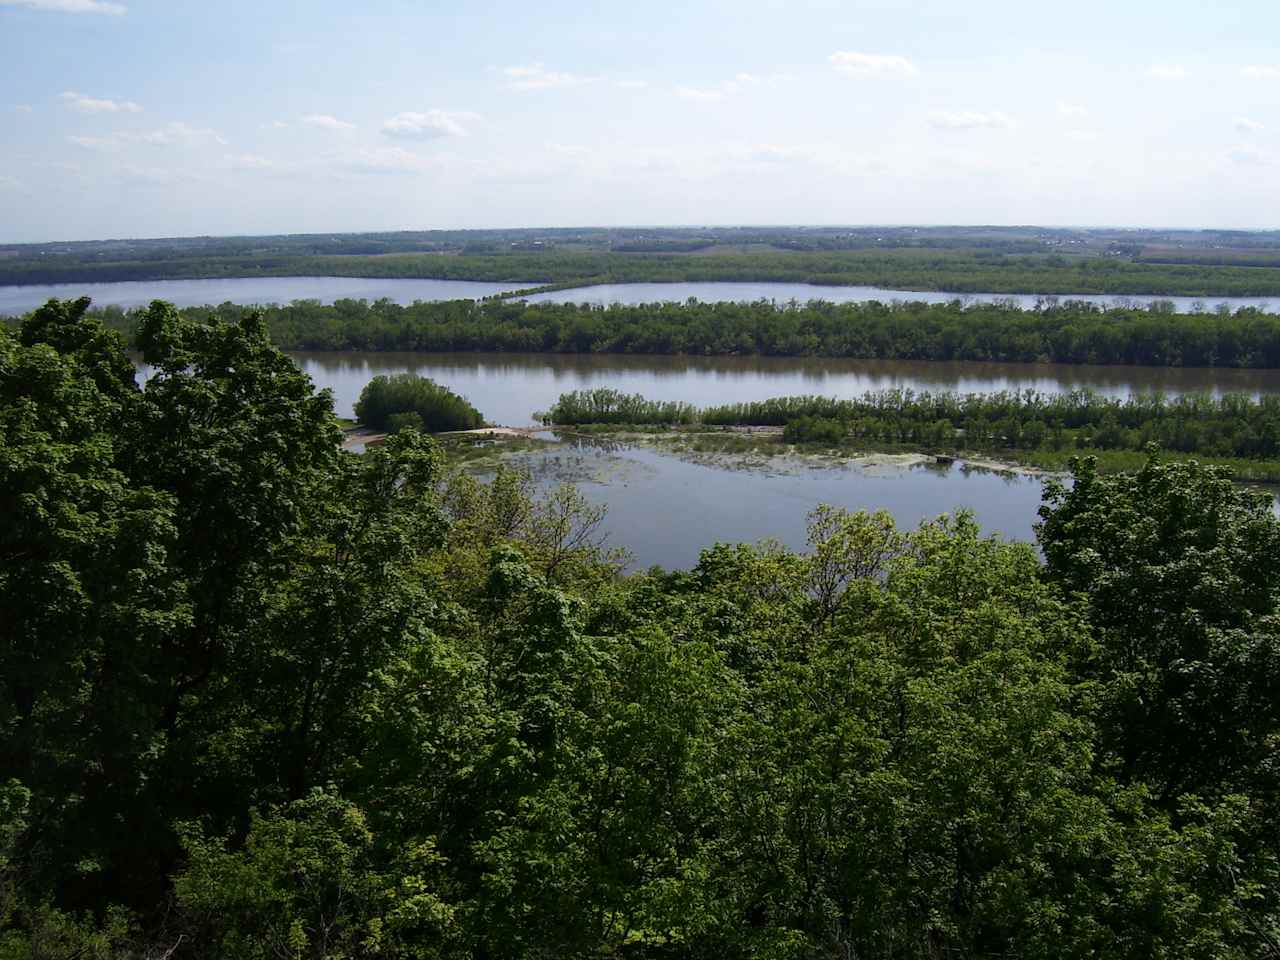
(175, 787, 454, 960)
(2, 299, 344, 910)
(354, 374, 484, 432)
(1038, 454, 1280, 803)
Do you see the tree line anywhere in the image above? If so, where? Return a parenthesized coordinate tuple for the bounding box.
(3, 298, 1280, 958)
(74, 295, 1280, 367)
(545, 387, 1280, 462)
(8, 244, 1280, 295)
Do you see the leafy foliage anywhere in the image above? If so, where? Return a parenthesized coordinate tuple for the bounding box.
(10, 231, 1280, 295)
(3, 299, 1280, 958)
(354, 373, 485, 432)
(88, 295, 1280, 367)
(553, 386, 1280, 465)
(540, 387, 698, 426)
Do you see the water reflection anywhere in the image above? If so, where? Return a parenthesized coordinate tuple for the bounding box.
(129, 348, 1280, 567)
(0, 276, 516, 314)
(485, 437, 1049, 570)
(288, 350, 1280, 424)
(6, 277, 1275, 316)
(522, 281, 1275, 314)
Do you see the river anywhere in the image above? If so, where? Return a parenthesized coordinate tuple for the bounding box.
(44, 272, 1270, 567)
(494, 437, 1049, 570)
(292, 350, 1280, 425)
(269, 350, 1277, 569)
(0, 276, 516, 314)
(3, 276, 1275, 316)
(518, 281, 1276, 313)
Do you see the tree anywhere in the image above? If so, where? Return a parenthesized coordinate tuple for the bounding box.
(1038, 453, 1280, 803)
(175, 787, 455, 960)
(354, 374, 485, 432)
(2, 299, 346, 910)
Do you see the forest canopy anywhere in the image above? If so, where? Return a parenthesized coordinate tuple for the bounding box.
(2, 298, 1279, 959)
(72, 295, 1280, 368)
(7, 233, 1280, 296)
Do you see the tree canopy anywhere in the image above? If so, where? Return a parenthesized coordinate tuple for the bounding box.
(83, 296, 1280, 368)
(354, 373, 485, 432)
(2, 298, 1278, 958)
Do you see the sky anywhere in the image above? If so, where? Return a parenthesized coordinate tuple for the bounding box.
(1, 0, 1278, 242)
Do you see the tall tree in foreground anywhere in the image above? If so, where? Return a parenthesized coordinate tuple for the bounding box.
(1, 298, 346, 910)
(1038, 454, 1280, 804)
(1038, 454, 1280, 955)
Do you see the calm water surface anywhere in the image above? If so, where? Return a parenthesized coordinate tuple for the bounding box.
(129, 349, 1280, 567)
(5, 276, 1275, 315)
(295, 351, 1274, 566)
(490, 438, 1048, 570)
(522, 281, 1275, 313)
(0, 276, 516, 314)
(291, 351, 1280, 423)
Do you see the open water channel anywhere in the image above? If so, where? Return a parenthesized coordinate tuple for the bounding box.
(300, 350, 1280, 569)
(2, 276, 1274, 315)
(12, 275, 1278, 568)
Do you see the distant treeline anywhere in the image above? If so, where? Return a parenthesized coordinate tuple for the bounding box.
(84, 296, 1280, 367)
(9, 245, 1280, 295)
(545, 387, 1280, 462)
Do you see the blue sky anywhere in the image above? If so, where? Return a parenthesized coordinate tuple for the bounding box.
(1, 0, 1277, 241)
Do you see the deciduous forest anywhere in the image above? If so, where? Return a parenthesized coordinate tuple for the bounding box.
(7, 227, 1280, 296)
(3, 299, 1280, 958)
(82, 296, 1280, 367)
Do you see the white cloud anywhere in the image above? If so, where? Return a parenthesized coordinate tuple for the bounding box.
(616, 79, 648, 89)
(15, 104, 33, 113)
(60, 90, 141, 113)
(1057, 101, 1089, 119)
(67, 122, 225, 150)
(536, 139, 878, 185)
(928, 110, 1013, 130)
(301, 113, 356, 131)
(0, 174, 25, 192)
(1146, 64, 1188, 80)
(674, 72, 779, 103)
(501, 63, 595, 91)
(337, 146, 438, 175)
(675, 86, 725, 102)
(1228, 147, 1273, 167)
(382, 109, 471, 139)
(1064, 129, 1099, 143)
(743, 145, 814, 163)
(1234, 117, 1264, 134)
(137, 121, 226, 146)
(225, 153, 276, 170)
(116, 164, 201, 186)
(67, 134, 120, 150)
(828, 51, 918, 77)
(0, 0, 125, 14)
(1241, 64, 1280, 80)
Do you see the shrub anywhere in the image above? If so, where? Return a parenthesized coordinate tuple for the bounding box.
(783, 416, 847, 444)
(355, 374, 485, 432)
(386, 410, 425, 434)
(540, 388, 697, 426)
